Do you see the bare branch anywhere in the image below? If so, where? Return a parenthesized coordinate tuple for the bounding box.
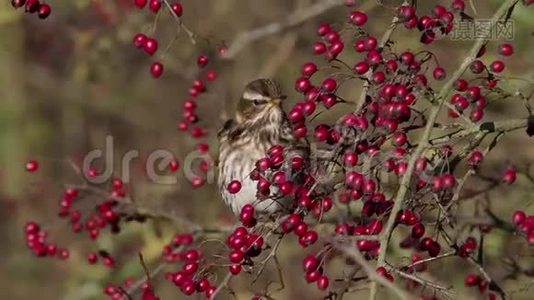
(222, 0, 377, 59)
(334, 241, 412, 300)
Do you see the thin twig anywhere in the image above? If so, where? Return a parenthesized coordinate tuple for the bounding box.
(335, 242, 411, 300)
(211, 272, 233, 300)
(389, 267, 453, 292)
(162, 0, 196, 44)
(221, 0, 356, 59)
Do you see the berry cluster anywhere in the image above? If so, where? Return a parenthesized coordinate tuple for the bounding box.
(512, 210, 534, 244)
(161, 234, 218, 298)
(130, 1, 186, 78)
(463, 273, 496, 300)
(225, 226, 264, 275)
(11, 0, 51, 19)
(24, 221, 69, 259)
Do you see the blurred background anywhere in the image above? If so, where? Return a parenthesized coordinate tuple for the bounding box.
(1, 0, 534, 299)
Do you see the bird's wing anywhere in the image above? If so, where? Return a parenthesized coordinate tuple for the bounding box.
(217, 119, 235, 138)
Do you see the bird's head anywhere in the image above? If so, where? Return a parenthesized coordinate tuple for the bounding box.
(235, 79, 286, 123)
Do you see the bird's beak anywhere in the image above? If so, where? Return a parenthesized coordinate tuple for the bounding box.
(269, 95, 286, 106)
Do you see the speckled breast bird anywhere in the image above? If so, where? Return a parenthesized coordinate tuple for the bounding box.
(217, 79, 309, 216)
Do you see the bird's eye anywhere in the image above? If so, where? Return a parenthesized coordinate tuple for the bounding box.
(253, 100, 262, 106)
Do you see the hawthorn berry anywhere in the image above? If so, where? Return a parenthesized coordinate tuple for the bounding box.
(149, 0, 161, 12)
(25, 0, 39, 13)
(227, 180, 242, 194)
(301, 62, 318, 77)
(37, 3, 51, 19)
(502, 167, 517, 184)
(143, 38, 158, 55)
(25, 160, 39, 172)
(490, 60, 506, 73)
(197, 55, 208, 67)
(498, 43, 514, 56)
(432, 67, 446, 80)
(11, 0, 26, 8)
(349, 11, 368, 26)
(150, 62, 164, 78)
(134, 0, 148, 9)
(171, 3, 183, 17)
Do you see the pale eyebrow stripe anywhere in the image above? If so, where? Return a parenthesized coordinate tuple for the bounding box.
(243, 90, 269, 101)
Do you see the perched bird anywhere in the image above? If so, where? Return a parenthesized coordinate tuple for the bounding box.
(217, 79, 308, 216)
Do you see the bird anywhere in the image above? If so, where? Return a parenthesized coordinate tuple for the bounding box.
(217, 79, 309, 217)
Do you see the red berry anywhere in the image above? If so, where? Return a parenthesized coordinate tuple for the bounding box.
(464, 273, 480, 286)
(58, 248, 70, 260)
(227, 180, 242, 194)
(295, 77, 312, 93)
(349, 11, 368, 26)
(316, 23, 331, 36)
(498, 43, 514, 56)
(468, 150, 484, 166)
(305, 270, 321, 282)
(313, 42, 327, 55)
(182, 261, 198, 275)
(132, 33, 147, 48)
(397, 5, 416, 20)
(229, 264, 242, 275)
(149, 0, 161, 12)
(150, 62, 164, 78)
(411, 223, 425, 239)
(469, 108, 484, 122)
(180, 281, 195, 295)
(171, 3, 183, 17)
(197, 55, 208, 67)
(25, 0, 39, 13)
(299, 230, 318, 247)
(343, 151, 358, 167)
(87, 253, 98, 264)
(11, 0, 26, 8)
(25, 160, 39, 172)
(37, 3, 51, 19)
(400, 51, 414, 65)
(392, 132, 408, 146)
(365, 36, 377, 50)
(490, 60, 505, 73)
(513, 210, 526, 226)
(528, 232, 534, 245)
(205, 70, 217, 81)
(454, 79, 469, 91)
(168, 159, 179, 171)
(433, 4, 447, 17)
(321, 78, 337, 92)
(301, 62, 318, 77)
(317, 275, 329, 290)
(143, 38, 158, 55)
(451, 0, 465, 12)
(354, 61, 369, 75)
(134, 0, 148, 9)
(502, 167, 516, 184)
(470, 60, 485, 74)
(433, 67, 446, 80)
